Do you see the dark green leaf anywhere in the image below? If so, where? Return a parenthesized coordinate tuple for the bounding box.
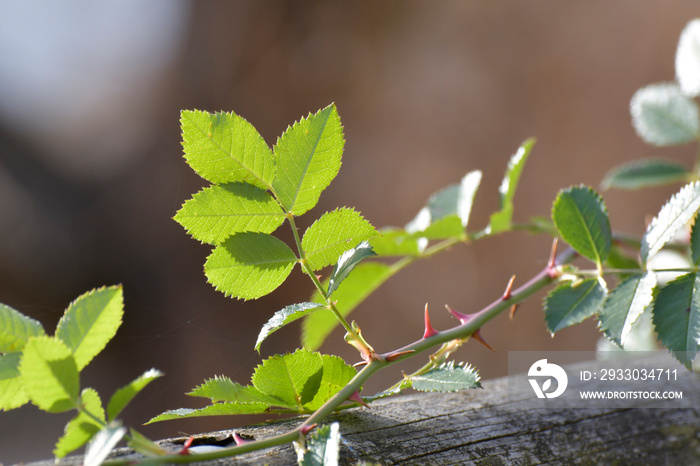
(174, 183, 286, 245)
(652, 272, 700, 369)
(180, 110, 275, 189)
(601, 159, 691, 190)
(411, 361, 481, 393)
(544, 279, 608, 334)
(205, 232, 297, 300)
(551, 186, 611, 267)
(298, 423, 340, 466)
(255, 303, 324, 353)
(489, 138, 535, 233)
(598, 272, 656, 347)
(327, 241, 376, 296)
(692, 215, 700, 266)
(272, 104, 344, 215)
(630, 83, 700, 146)
(0, 303, 45, 353)
(107, 368, 163, 422)
(641, 181, 700, 263)
(54, 388, 104, 458)
(0, 352, 28, 410)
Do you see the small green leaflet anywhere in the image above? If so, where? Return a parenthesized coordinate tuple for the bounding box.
(174, 183, 286, 245)
(652, 272, 700, 369)
(598, 272, 656, 347)
(256, 303, 325, 353)
(0, 303, 45, 353)
(54, 388, 104, 458)
(601, 159, 691, 190)
(327, 241, 376, 296)
(551, 186, 611, 268)
(272, 104, 344, 215)
(676, 19, 700, 97)
(56, 286, 124, 371)
(205, 232, 297, 300)
(107, 368, 163, 422)
(545, 278, 608, 334)
(18, 336, 80, 413)
(489, 138, 535, 233)
(301, 208, 377, 271)
(180, 110, 275, 189)
(296, 423, 341, 466)
(0, 352, 28, 410)
(641, 181, 700, 263)
(410, 361, 481, 393)
(630, 83, 700, 146)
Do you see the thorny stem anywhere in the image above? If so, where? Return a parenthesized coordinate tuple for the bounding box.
(103, 244, 575, 465)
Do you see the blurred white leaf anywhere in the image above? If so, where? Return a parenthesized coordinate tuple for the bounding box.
(676, 19, 700, 97)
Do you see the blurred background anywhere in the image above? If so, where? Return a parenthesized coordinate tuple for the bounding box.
(1, 1, 698, 463)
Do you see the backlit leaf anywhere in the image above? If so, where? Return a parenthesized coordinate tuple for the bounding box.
(630, 83, 700, 146)
(251, 348, 323, 409)
(107, 368, 163, 422)
(327, 241, 376, 296)
(544, 278, 608, 334)
(302, 208, 377, 271)
(255, 303, 324, 353)
(180, 110, 275, 189)
(0, 303, 45, 353)
(205, 232, 297, 300)
(54, 388, 104, 458)
(676, 19, 700, 97)
(19, 336, 79, 413)
(652, 272, 700, 369)
(641, 181, 700, 263)
(0, 352, 27, 410)
(598, 272, 656, 347)
(369, 228, 420, 257)
(303, 354, 357, 411)
(174, 183, 286, 244)
(146, 403, 271, 423)
(188, 375, 279, 405)
(272, 104, 344, 215)
(411, 361, 481, 393)
(56, 286, 123, 371)
(601, 159, 691, 190)
(489, 139, 535, 233)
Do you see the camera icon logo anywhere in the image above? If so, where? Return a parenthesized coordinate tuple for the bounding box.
(528, 359, 568, 399)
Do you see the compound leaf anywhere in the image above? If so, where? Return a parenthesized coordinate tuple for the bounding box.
(652, 272, 700, 369)
(19, 336, 79, 413)
(641, 181, 700, 263)
(180, 110, 275, 189)
(676, 19, 700, 98)
(205, 232, 297, 300)
(174, 183, 286, 245)
(327, 241, 376, 296)
(630, 83, 700, 146)
(489, 139, 535, 233)
(410, 361, 481, 393)
(251, 348, 323, 410)
(552, 186, 611, 267)
(544, 279, 608, 334)
(272, 104, 343, 215)
(107, 368, 163, 422)
(56, 286, 124, 371)
(598, 272, 656, 347)
(601, 159, 691, 190)
(54, 388, 104, 458)
(302, 208, 377, 271)
(255, 303, 325, 353)
(0, 303, 45, 353)
(0, 352, 27, 410)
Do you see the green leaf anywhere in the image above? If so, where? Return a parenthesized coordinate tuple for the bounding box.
(55, 286, 124, 371)
(630, 83, 700, 146)
(544, 279, 608, 334)
(652, 272, 700, 369)
(174, 183, 286, 245)
(255, 303, 324, 353)
(83, 423, 127, 466)
(126, 429, 167, 457)
(180, 110, 275, 189)
(303, 354, 357, 411)
(489, 138, 535, 233)
(272, 104, 344, 215)
(0, 303, 45, 353)
(107, 368, 163, 422)
(410, 361, 481, 393)
(551, 185, 612, 267)
(19, 336, 79, 413)
(251, 348, 323, 409)
(297, 423, 341, 466)
(302, 262, 392, 351)
(369, 228, 420, 257)
(205, 232, 297, 300)
(0, 352, 28, 410)
(302, 208, 377, 271)
(601, 159, 691, 190)
(598, 272, 656, 347)
(676, 19, 700, 97)
(641, 181, 700, 263)
(188, 375, 279, 405)
(327, 241, 376, 296)
(54, 388, 105, 458)
(146, 403, 271, 423)
(691, 216, 700, 266)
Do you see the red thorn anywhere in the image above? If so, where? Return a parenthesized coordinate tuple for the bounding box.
(471, 329, 495, 351)
(348, 390, 369, 408)
(423, 304, 439, 338)
(315, 274, 323, 281)
(502, 275, 516, 301)
(385, 350, 415, 362)
(509, 304, 519, 320)
(179, 436, 194, 455)
(232, 432, 250, 446)
(547, 238, 559, 277)
(300, 423, 318, 436)
(445, 305, 474, 325)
